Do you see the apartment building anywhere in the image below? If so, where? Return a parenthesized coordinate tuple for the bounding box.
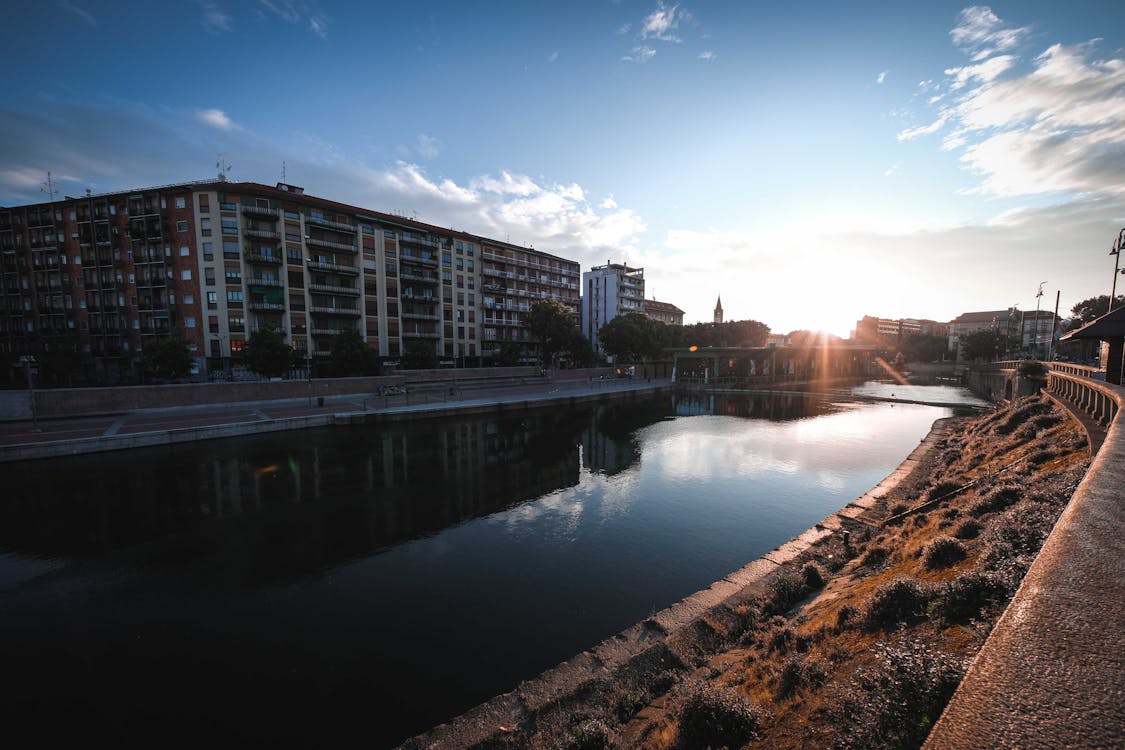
(0, 179, 580, 380)
(581, 263, 644, 354)
(642, 299, 684, 326)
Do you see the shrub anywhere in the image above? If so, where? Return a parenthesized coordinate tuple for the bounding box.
(802, 562, 827, 589)
(969, 484, 1022, 517)
(828, 643, 967, 750)
(927, 480, 962, 502)
(938, 571, 1011, 624)
(995, 398, 1052, 435)
(836, 604, 859, 631)
(678, 682, 765, 748)
(1027, 448, 1058, 466)
(768, 571, 807, 614)
(777, 655, 828, 697)
(564, 719, 610, 750)
(953, 519, 983, 540)
(860, 545, 889, 569)
(921, 536, 967, 569)
(865, 578, 931, 630)
(1031, 413, 1063, 431)
(769, 625, 796, 653)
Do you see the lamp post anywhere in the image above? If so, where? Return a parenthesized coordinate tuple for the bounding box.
(1110, 228, 1125, 313)
(18, 355, 39, 432)
(1033, 281, 1047, 359)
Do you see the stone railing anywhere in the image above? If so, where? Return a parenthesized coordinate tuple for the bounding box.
(925, 370, 1125, 749)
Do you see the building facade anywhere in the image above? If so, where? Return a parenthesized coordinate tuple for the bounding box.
(0, 179, 580, 381)
(581, 263, 644, 354)
(642, 299, 684, 326)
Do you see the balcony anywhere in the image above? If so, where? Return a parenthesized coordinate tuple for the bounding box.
(244, 228, 280, 240)
(309, 283, 359, 295)
(402, 330, 441, 339)
(401, 310, 440, 321)
(248, 301, 286, 312)
(306, 215, 356, 233)
(310, 327, 354, 336)
(244, 251, 282, 265)
(310, 305, 360, 316)
(306, 260, 359, 275)
(247, 277, 283, 288)
(399, 233, 438, 248)
(400, 253, 439, 268)
(241, 205, 280, 219)
(306, 236, 357, 252)
(401, 270, 439, 284)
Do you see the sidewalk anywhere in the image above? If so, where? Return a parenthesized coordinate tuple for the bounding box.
(0, 377, 671, 462)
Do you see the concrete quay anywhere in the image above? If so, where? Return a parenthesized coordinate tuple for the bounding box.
(0, 376, 671, 463)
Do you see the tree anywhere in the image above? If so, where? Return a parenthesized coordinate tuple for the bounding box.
(959, 329, 1003, 361)
(527, 299, 579, 367)
(35, 334, 86, 386)
(565, 331, 598, 367)
(494, 341, 526, 367)
(244, 328, 293, 378)
(1070, 295, 1124, 326)
(141, 336, 192, 382)
(900, 334, 950, 363)
(672, 319, 771, 349)
(330, 330, 378, 376)
(599, 312, 669, 361)
(401, 339, 439, 370)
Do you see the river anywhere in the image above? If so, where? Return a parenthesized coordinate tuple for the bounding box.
(0, 382, 985, 748)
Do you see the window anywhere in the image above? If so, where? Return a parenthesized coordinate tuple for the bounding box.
(199, 196, 210, 213)
(456, 310, 464, 322)
(205, 268, 216, 285)
(185, 317, 196, 328)
(180, 269, 192, 280)
(455, 240, 463, 253)
(220, 201, 235, 211)
(207, 291, 218, 309)
(203, 242, 214, 261)
(284, 210, 299, 220)
(457, 292, 465, 306)
(227, 290, 244, 303)
(310, 209, 324, 220)
(467, 260, 474, 272)
(221, 218, 238, 235)
(225, 268, 242, 282)
(361, 223, 373, 234)
(201, 218, 212, 237)
(467, 293, 475, 305)
(285, 231, 301, 242)
(385, 262, 397, 276)
(176, 220, 187, 232)
(223, 240, 239, 256)
(184, 293, 194, 305)
(456, 274, 464, 289)
(209, 316, 219, 333)
(442, 252, 451, 267)
(174, 197, 186, 209)
(442, 270, 452, 283)
(466, 243, 475, 256)
(456, 258, 463, 270)
(180, 246, 190, 256)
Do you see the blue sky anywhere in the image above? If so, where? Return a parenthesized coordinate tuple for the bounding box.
(2, 0, 1124, 336)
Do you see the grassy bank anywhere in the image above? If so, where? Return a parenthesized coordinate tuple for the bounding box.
(462, 393, 1090, 750)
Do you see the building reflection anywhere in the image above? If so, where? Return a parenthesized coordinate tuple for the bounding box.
(0, 401, 672, 584)
(673, 392, 841, 421)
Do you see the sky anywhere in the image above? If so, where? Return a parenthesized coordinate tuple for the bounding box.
(1, 1, 1123, 337)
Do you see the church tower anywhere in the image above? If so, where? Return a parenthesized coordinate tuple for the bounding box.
(713, 295, 723, 324)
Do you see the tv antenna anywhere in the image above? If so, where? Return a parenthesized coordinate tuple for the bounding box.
(41, 171, 58, 203)
(281, 160, 287, 182)
(216, 154, 232, 181)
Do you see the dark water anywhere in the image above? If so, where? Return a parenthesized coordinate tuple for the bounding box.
(0, 384, 980, 747)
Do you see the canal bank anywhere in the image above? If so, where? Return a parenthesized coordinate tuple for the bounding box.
(0, 378, 672, 462)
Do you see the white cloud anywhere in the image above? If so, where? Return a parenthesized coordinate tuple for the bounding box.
(549, 50, 559, 63)
(416, 134, 440, 160)
(195, 108, 236, 131)
(884, 163, 901, 177)
(61, 0, 95, 27)
(900, 9, 1125, 198)
(258, 0, 329, 38)
(950, 6, 1029, 58)
(622, 46, 657, 64)
(698, 51, 716, 62)
(877, 70, 888, 84)
(200, 1, 231, 33)
(641, 2, 686, 42)
(617, 23, 631, 35)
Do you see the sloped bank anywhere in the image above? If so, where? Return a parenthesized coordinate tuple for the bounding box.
(399, 394, 1092, 749)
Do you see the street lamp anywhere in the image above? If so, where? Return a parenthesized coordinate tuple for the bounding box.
(1109, 228, 1125, 313)
(18, 355, 39, 431)
(1033, 281, 1047, 359)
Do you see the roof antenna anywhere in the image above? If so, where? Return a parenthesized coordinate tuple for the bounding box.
(216, 154, 232, 182)
(41, 171, 58, 203)
(281, 160, 287, 182)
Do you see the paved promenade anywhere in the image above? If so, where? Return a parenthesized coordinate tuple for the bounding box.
(0, 376, 671, 462)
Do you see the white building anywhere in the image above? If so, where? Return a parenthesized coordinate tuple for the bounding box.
(581, 263, 644, 355)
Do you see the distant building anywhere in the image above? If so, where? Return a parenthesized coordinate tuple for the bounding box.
(581, 263, 644, 354)
(713, 295, 723, 324)
(1019, 309, 1061, 358)
(643, 298, 684, 326)
(947, 309, 1020, 360)
(854, 315, 948, 345)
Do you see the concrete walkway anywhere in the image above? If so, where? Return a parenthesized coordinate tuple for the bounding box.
(0, 377, 672, 462)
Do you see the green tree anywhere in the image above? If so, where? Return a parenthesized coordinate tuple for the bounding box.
(900, 334, 950, 363)
(141, 336, 192, 382)
(599, 312, 669, 361)
(330, 330, 378, 376)
(959, 329, 1004, 361)
(565, 331, 598, 367)
(35, 334, 86, 386)
(1070, 295, 1124, 326)
(244, 327, 293, 378)
(494, 341, 526, 367)
(527, 299, 578, 367)
(401, 339, 439, 370)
